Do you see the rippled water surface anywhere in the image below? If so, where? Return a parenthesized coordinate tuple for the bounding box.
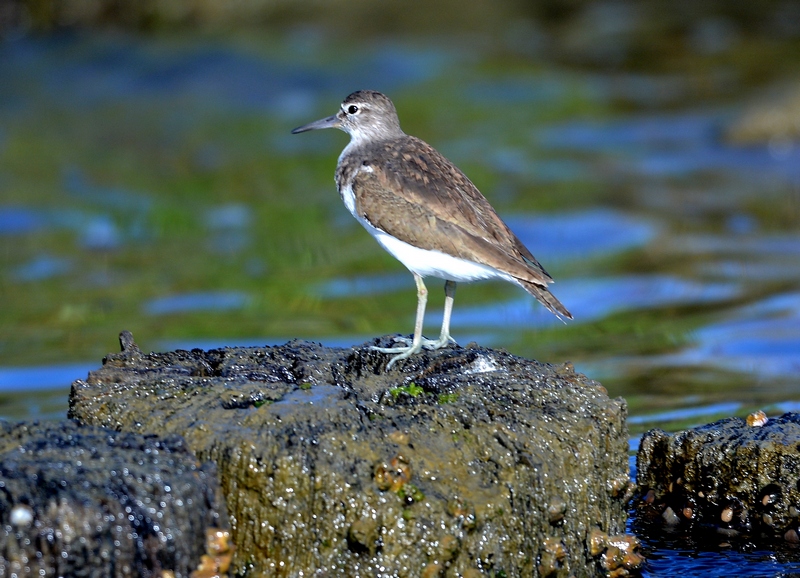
(0, 25, 799, 575)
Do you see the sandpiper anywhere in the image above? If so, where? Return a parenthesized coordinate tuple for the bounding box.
(292, 90, 571, 369)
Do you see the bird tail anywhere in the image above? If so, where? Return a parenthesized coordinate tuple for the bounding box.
(518, 279, 573, 321)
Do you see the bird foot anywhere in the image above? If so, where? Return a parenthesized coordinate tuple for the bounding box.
(390, 334, 457, 351)
(424, 334, 458, 350)
(370, 341, 424, 370)
(371, 334, 458, 369)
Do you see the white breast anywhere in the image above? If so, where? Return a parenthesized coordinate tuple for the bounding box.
(339, 165, 371, 216)
(339, 180, 516, 285)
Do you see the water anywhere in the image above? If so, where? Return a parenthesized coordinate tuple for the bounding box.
(0, 25, 799, 575)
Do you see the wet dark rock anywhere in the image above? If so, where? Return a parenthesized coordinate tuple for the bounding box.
(69, 331, 634, 577)
(635, 412, 800, 543)
(0, 419, 226, 578)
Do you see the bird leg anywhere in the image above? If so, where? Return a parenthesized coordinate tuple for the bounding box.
(425, 279, 458, 349)
(371, 272, 429, 369)
(373, 277, 458, 368)
(393, 280, 457, 350)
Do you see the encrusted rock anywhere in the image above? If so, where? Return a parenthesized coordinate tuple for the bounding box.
(636, 413, 800, 542)
(69, 331, 633, 577)
(0, 420, 226, 578)
(587, 527, 643, 576)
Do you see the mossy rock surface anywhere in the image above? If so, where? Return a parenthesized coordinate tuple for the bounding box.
(69, 331, 632, 577)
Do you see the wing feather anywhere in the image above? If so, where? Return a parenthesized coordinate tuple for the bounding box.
(349, 136, 554, 287)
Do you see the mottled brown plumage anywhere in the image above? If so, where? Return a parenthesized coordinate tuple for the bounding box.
(292, 90, 571, 368)
(341, 135, 555, 288)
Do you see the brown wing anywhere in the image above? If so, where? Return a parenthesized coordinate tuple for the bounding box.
(351, 136, 554, 287)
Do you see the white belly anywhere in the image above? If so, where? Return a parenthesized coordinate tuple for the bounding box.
(372, 228, 514, 282)
(340, 181, 516, 284)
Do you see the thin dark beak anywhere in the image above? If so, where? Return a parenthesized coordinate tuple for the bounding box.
(291, 114, 340, 134)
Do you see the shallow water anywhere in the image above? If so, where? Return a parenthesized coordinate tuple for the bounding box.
(0, 26, 799, 576)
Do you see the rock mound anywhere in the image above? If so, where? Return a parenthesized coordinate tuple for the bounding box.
(636, 412, 800, 544)
(69, 332, 635, 577)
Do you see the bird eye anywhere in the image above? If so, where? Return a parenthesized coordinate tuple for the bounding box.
(347, 105, 359, 114)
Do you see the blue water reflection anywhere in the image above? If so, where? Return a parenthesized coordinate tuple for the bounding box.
(507, 208, 659, 260)
(627, 402, 742, 426)
(583, 291, 800, 387)
(1, 35, 459, 116)
(204, 203, 253, 255)
(657, 292, 800, 379)
(63, 167, 153, 213)
(538, 111, 800, 181)
(0, 365, 92, 421)
(538, 112, 719, 151)
(12, 254, 72, 281)
(143, 291, 251, 315)
(676, 233, 800, 258)
(314, 273, 410, 298)
(0, 363, 95, 391)
(448, 275, 739, 328)
(0, 206, 45, 235)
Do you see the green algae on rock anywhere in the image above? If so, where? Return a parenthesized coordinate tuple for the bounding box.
(0, 419, 226, 578)
(69, 331, 637, 577)
(636, 412, 800, 545)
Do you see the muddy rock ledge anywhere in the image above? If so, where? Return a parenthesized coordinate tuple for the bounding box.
(69, 331, 639, 577)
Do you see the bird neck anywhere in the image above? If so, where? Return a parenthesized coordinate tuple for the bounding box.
(338, 132, 392, 165)
(345, 118, 404, 148)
